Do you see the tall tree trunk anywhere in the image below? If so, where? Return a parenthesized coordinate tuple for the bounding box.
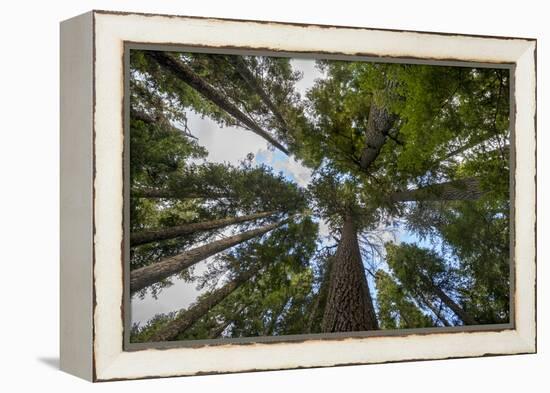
(207, 304, 248, 339)
(208, 319, 233, 339)
(227, 56, 289, 133)
(429, 142, 509, 172)
(443, 140, 509, 162)
(415, 292, 451, 327)
(131, 188, 229, 199)
(264, 297, 290, 336)
(130, 217, 290, 294)
(322, 214, 378, 332)
(388, 177, 484, 203)
(421, 276, 478, 325)
(146, 51, 289, 155)
(359, 103, 396, 171)
(150, 267, 259, 341)
(130, 210, 278, 246)
(131, 107, 198, 139)
(306, 257, 333, 333)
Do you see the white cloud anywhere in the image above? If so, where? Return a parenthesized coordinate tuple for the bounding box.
(317, 218, 331, 239)
(185, 111, 269, 165)
(256, 148, 313, 187)
(290, 58, 325, 98)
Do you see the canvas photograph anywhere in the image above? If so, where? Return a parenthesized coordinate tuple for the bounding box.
(126, 48, 511, 344)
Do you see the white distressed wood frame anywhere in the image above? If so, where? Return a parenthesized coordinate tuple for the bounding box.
(60, 10, 537, 382)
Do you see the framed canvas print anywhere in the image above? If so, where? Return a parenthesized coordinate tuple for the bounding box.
(60, 10, 537, 382)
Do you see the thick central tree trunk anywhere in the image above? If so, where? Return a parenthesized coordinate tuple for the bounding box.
(388, 177, 484, 203)
(359, 103, 396, 171)
(321, 214, 378, 332)
(146, 51, 289, 155)
(150, 267, 259, 342)
(130, 218, 290, 294)
(130, 210, 278, 246)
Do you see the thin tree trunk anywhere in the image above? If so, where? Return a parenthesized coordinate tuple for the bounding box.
(227, 56, 289, 133)
(359, 103, 396, 171)
(146, 51, 289, 155)
(443, 140, 482, 161)
(388, 177, 484, 203)
(322, 214, 378, 332)
(208, 319, 233, 339)
(207, 304, 247, 339)
(150, 267, 259, 341)
(130, 217, 290, 294)
(131, 210, 278, 246)
(131, 188, 229, 199)
(131, 107, 198, 139)
(264, 297, 290, 336)
(421, 277, 478, 325)
(131, 108, 158, 125)
(306, 257, 333, 333)
(444, 138, 509, 161)
(415, 292, 451, 327)
(431, 142, 509, 170)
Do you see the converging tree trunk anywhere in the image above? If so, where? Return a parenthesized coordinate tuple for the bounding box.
(263, 297, 292, 336)
(415, 292, 451, 327)
(389, 177, 484, 203)
(207, 304, 248, 339)
(146, 51, 289, 155)
(131, 188, 230, 199)
(227, 56, 289, 133)
(306, 257, 333, 333)
(130, 210, 278, 246)
(150, 267, 259, 341)
(359, 103, 396, 171)
(420, 276, 478, 325)
(130, 218, 290, 294)
(322, 214, 378, 332)
(443, 141, 509, 162)
(208, 319, 233, 339)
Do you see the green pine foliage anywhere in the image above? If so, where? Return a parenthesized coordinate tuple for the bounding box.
(128, 48, 511, 342)
(375, 270, 434, 329)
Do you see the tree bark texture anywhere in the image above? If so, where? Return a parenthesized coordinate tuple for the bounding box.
(359, 103, 396, 171)
(146, 51, 289, 155)
(389, 177, 484, 203)
(150, 267, 258, 341)
(130, 210, 278, 246)
(321, 215, 379, 332)
(130, 218, 289, 294)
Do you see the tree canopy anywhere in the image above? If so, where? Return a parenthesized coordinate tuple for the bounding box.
(128, 49, 511, 342)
